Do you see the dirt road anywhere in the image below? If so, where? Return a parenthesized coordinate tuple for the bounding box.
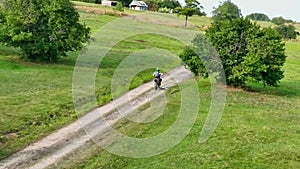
(0, 66, 193, 169)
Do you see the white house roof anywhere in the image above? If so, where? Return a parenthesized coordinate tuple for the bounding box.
(129, 0, 148, 7)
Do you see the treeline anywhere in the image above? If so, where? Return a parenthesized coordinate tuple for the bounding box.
(246, 13, 294, 24)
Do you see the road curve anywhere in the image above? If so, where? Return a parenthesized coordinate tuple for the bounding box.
(0, 66, 193, 169)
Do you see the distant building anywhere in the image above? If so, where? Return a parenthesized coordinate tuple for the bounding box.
(129, 0, 148, 11)
(102, 0, 118, 7)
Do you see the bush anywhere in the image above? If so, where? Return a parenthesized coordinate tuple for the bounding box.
(274, 24, 297, 40)
(115, 2, 124, 12)
(158, 7, 171, 13)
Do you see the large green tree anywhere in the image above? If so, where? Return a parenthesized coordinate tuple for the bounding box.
(180, 18, 287, 87)
(246, 13, 270, 21)
(0, 0, 90, 62)
(176, 0, 205, 27)
(211, 0, 241, 23)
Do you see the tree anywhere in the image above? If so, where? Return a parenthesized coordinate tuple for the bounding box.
(274, 24, 297, 40)
(179, 46, 206, 77)
(176, 0, 205, 27)
(144, 0, 159, 11)
(180, 18, 287, 87)
(211, 0, 241, 23)
(118, 0, 132, 7)
(0, 0, 91, 62)
(179, 34, 222, 80)
(246, 13, 270, 21)
(241, 26, 286, 86)
(271, 16, 294, 25)
(271, 16, 286, 25)
(115, 2, 124, 12)
(159, 0, 181, 10)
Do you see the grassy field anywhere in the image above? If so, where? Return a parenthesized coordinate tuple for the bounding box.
(59, 40, 300, 168)
(294, 23, 300, 32)
(0, 13, 116, 159)
(0, 7, 185, 160)
(0, 1, 300, 168)
(72, 0, 211, 30)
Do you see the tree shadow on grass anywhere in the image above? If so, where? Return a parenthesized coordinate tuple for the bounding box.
(0, 45, 79, 67)
(55, 51, 79, 66)
(244, 81, 300, 97)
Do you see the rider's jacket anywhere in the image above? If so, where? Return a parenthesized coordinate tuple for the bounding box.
(153, 71, 161, 78)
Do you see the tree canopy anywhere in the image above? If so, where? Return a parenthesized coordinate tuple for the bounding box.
(180, 18, 287, 87)
(211, 0, 241, 23)
(179, 1, 287, 87)
(159, 0, 181, 10)
(0, 0, 91, 62)
(246, 13, 270, 21)
(144, 0, 181, 12)
(176, 0, 205, 27)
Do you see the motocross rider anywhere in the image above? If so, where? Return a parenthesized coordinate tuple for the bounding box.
(153, 67, 163, 87)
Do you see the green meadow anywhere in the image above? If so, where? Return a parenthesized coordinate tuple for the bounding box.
(0, 14, 115, 159)
(0, 2, 299, 168)
(60, 41, 300, 168)
(0, 6, 185, 159)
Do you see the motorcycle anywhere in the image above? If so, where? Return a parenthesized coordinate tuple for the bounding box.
(154, 77, 162, 90)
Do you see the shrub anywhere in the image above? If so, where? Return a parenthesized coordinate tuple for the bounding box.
(274, 24, 297, 40)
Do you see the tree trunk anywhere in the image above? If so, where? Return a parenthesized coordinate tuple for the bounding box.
(185, 15, 188, 27)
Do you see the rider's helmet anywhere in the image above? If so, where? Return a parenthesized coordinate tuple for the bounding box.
(156, 67, 160, 71)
